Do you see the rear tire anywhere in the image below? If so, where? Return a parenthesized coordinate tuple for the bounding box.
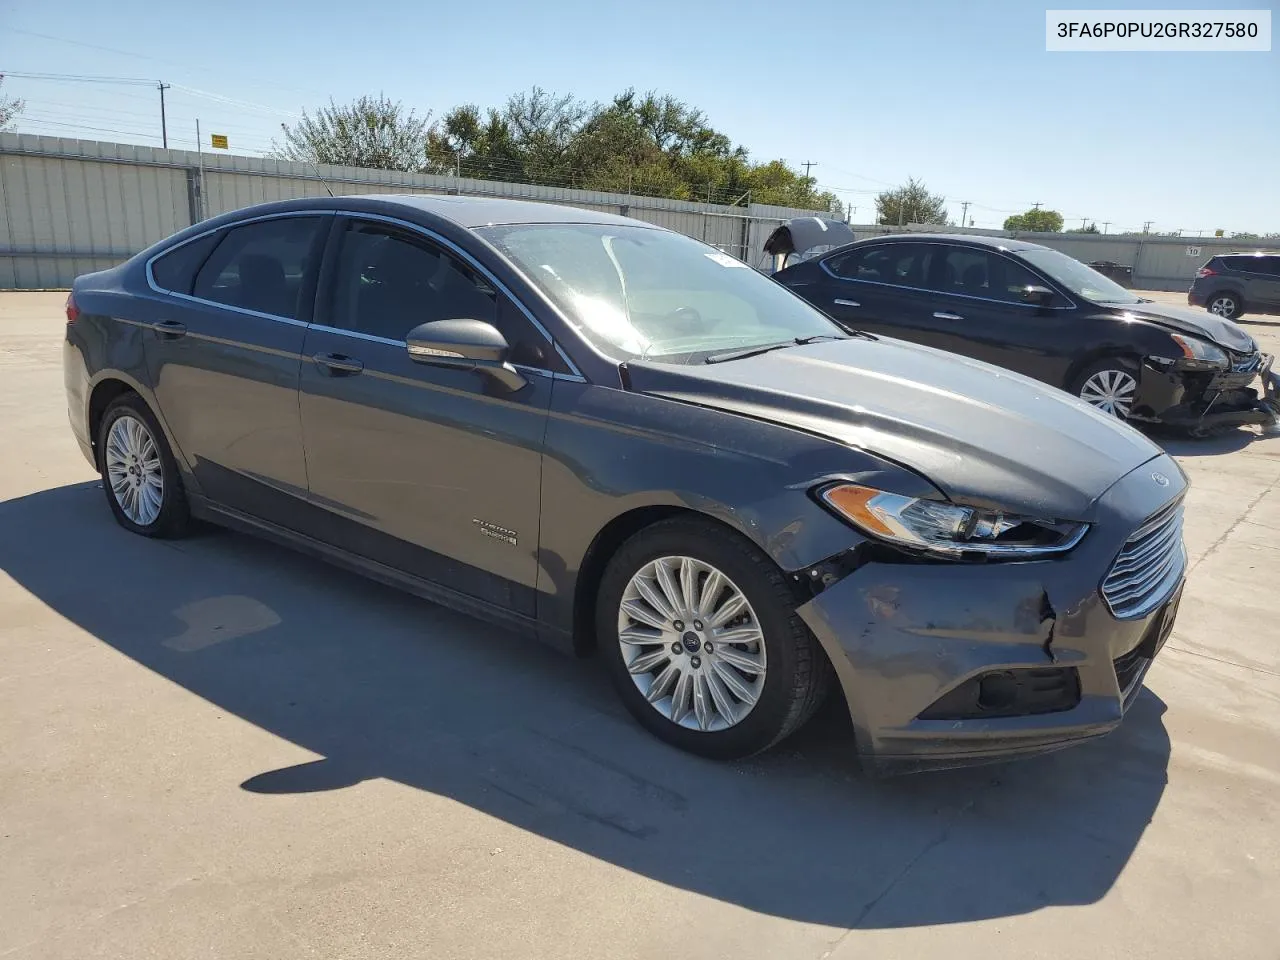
(1207, 292, 1244, 320)
(97, 394, 190, 539)
(597, 517, 831, 759)
(1071, 358, 1139, 420)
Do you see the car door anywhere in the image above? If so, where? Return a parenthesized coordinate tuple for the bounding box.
(817, 242, 939, 339)
(1245, 256, 1280, 309)
(910, 244, 1075, 382)
(142, 213, 329, 515)
(297, 217, 556, 616)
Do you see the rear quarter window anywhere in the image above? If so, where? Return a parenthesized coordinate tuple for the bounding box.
(150, 232, 221, 294)
(191, 216, 323, 320)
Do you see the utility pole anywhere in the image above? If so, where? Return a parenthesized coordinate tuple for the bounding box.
(195, 119, 204, 221)
(801, 161, 817, 180)
(1080, 217, 1090, 229)
(1143, 220, 1154, 234)
(1102, 221, 1111, 234)
(959, 201, 970, 229)
(1031, 201, 1042, 210)
(158, 81, 170, 149)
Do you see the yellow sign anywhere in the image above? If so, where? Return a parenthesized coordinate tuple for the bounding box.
(1214, 229, 1224, 237)
(210, 134, 229, 150)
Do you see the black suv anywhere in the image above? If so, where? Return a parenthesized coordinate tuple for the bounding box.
(774, 234, 1274, 432)
(1188, 253, 1280, 320)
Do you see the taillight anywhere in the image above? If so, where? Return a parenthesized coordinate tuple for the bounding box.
(65, 292, 80, 324)
(1196, 266, 1216, 278)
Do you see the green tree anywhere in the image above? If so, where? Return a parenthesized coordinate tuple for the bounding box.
(286, 87, 835, 212)
(1004, 208, 1065, 232)
(875, 178, 948, 226)
(273, 95, 431, 170)
(1067, 221, 1100, 234)
(0, 74, 24, 131)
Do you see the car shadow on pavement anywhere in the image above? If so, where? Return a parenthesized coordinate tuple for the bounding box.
(0, 481, 1171, 930)
(1153, 429, 1264, 457)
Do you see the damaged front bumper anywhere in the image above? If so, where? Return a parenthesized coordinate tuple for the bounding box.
(795, 455, 1187, 775)
(1132, 352, 1278, 432)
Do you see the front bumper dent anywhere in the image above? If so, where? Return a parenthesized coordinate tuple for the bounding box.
(1133, 353, 1278, 431)
(796, 454, 1186, 775)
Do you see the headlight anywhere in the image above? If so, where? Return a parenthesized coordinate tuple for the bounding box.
(820, 484, 1088, 559)
(1170, 334, 1228, 369)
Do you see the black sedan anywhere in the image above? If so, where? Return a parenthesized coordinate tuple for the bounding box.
(65, 196, 1186, 773)
(774, 232, 1276, 432)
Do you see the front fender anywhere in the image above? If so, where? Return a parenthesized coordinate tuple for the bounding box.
(537, 380, 938, 635)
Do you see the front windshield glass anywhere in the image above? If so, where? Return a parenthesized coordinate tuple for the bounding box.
(1017, 247, 1143, 304)
(476, 223, 844, 362)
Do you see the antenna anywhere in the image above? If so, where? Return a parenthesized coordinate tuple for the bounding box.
(281, 123, 335, 198)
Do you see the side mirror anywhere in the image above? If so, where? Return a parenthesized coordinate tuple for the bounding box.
(405, 319, 527, 392)
(1020, 285, 1057, 307)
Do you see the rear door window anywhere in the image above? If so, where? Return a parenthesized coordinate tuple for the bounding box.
(192, 216, 324, 320)
(1255, 256, 1280, 277)
(1223, 255, 1269, 275)
(150, 232, 220, 295)
(826, 244, 931, 287)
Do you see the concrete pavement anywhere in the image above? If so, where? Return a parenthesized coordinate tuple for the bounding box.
(1, 291, 1278, 959)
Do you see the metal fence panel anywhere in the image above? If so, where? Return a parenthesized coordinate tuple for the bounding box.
(0, 133, 833, 288)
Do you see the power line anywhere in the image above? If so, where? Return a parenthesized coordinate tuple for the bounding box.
(7, 27, 331, 100)
(0, 70, 157, 85)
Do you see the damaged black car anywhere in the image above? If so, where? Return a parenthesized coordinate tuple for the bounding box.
(771, 229, 1279, 433)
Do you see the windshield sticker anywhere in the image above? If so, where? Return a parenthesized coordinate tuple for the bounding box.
(705, 252, 748, 269)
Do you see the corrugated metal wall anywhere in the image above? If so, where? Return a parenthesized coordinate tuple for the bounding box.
(0, 133, 823, 288)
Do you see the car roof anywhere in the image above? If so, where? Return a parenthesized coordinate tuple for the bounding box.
(214, 193, 654, 230)
(857, 233, 1051, 252)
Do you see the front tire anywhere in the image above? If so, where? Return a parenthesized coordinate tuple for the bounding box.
(597, 517, 831, 759)
(97, 394, 190, 538)
(1072, 359, 1139, 420)
(1208, 292, 1244, 320)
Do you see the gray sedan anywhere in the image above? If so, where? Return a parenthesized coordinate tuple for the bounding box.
(63, 195, 1186, 773)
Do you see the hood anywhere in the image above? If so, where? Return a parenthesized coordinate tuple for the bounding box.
(627, 338, 1164, 519)
(1120, 300, 1255, 353)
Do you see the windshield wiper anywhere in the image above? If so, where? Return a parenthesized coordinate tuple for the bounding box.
(705, 334, 850, 364)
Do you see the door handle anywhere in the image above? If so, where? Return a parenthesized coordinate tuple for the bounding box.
(833, 298, 861, 308)
(148, 319, 187, 339)
(933, 312, 964, 321)
(312, 352, 364, 375)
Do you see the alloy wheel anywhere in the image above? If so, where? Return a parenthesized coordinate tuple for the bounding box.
(1079, 369, 1138, 419)
(104, 414, 164, 526)
(1209, 296, 1238, 318)
(616, 555, 767, 732)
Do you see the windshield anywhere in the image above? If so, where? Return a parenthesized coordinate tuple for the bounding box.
(1017, 247, 1143, 304)
(476, 223, 844, 362)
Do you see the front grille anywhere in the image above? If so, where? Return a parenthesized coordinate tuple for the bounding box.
(1101, 499, 1187, 620)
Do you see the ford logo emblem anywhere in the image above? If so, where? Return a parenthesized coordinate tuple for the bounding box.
(1152, 472, 1170, 487)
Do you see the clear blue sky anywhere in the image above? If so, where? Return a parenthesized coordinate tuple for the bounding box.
(2, 0, 1276, 233)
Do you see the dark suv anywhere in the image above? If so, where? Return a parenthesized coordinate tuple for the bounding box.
(1188, 253, 1280, 319)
